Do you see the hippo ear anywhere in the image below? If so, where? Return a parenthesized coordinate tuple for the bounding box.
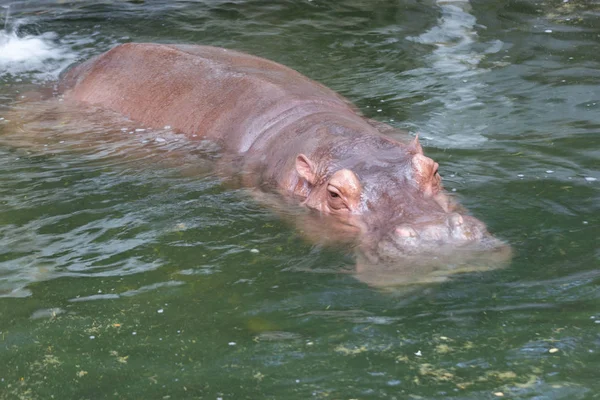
(412, 153, 440, 196)
(408, 135, 423, 155)
(296, 154, 317, 185)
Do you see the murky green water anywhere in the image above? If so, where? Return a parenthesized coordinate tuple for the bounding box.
(0, 0, 598, 398)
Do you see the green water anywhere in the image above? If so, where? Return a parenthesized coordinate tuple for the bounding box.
(0, 0, 598, 398)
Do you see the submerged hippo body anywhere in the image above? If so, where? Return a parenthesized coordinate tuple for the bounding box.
(59, 43, 508, 266)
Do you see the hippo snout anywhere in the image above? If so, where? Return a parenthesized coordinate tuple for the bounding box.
(391, 213, 490, 250)
(359, 211, 510, 269)
(357, 211, 512, 287)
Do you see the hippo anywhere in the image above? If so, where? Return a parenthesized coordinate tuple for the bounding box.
(58, 43, 509, 272)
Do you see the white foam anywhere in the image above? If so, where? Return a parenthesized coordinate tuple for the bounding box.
(0, 19, 78, 81)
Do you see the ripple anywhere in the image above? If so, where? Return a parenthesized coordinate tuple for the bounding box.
(69, 281, 185, 302)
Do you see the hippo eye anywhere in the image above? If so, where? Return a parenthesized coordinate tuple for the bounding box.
(327, 185, 347, 211)
(327, 186, 342, 199)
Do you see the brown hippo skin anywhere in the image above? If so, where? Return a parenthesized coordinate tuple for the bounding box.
(59, 43, 509, 266)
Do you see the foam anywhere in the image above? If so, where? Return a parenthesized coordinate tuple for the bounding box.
(0, 18, 78, 81)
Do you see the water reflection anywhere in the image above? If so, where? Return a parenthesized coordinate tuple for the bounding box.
(401, 0, 510, 148)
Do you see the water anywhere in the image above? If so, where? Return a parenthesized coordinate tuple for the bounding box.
(0, 0, 598, 398)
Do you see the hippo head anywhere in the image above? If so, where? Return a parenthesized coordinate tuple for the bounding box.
(293, 132, 509, 266)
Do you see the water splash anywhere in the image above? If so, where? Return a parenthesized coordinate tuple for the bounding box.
(3, 4, 10, 30)
(0, 14, 78, 82)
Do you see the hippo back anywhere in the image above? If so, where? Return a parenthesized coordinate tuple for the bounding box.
(59, 43, 356, 153)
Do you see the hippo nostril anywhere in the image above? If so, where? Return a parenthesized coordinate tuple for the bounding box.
(395, 225, 418, 238)
(448, 213, 464, 229)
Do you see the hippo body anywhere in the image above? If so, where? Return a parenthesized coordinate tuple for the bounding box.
(59, 43, 508, 265)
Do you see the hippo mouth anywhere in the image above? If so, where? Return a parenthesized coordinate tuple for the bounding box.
(354, 240, 512, 288)
(375, 232, 509, 260)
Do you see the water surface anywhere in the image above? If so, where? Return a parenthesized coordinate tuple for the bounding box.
(0, 0, 599, 398)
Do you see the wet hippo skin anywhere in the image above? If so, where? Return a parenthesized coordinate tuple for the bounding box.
(59, 43, 510, 272)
